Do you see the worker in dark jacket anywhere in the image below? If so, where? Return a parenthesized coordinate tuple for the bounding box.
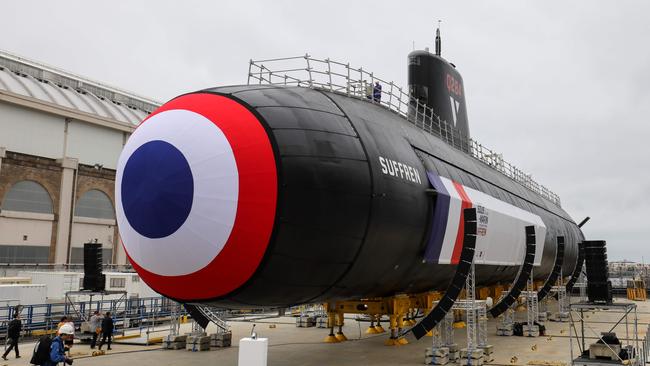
(2, 313, 21, 360)
(372, 82, 382, 103)
(97, 312, 114, 351)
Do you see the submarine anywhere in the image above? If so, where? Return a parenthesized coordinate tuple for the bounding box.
(115, 34, 584, 338)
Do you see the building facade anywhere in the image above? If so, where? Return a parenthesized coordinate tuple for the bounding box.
(0, 51, 159, 264)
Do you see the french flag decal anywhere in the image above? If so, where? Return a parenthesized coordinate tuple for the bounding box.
(423, 172, 547, 266)
(424, 172, 473, 264)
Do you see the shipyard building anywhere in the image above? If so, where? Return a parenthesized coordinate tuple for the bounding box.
(0, 51, 159, 266)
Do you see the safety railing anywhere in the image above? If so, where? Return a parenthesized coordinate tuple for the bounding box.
(0, 296, 183, 338)
(0, 263, 133, 273)
(248, 55, 561, 207)
(641, 323, 650, 365)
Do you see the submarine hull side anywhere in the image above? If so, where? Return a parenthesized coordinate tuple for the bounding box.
(203, 85, 581, 308)
(118, 85, 582, 309)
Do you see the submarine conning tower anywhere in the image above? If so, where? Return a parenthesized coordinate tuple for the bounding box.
(408, 40, 470, 152)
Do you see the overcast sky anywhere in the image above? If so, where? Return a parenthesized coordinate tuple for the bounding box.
(2, 1, 648, 261)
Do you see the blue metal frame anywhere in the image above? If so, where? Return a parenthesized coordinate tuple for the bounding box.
(0, 296, 183, 336)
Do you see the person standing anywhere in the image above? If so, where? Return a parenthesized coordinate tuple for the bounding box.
(56, 316, 68, 335)
(2, 313, 21, 360)
(373, 82, 382, 103)
(45, 323, 74, 366)
(61, 319, 75, 356)
(364, 80, 373, 100)
(89, 311, 102, 349)
(97, 312, 114, 351)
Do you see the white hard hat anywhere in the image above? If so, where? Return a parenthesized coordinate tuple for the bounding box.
(59, 323, 75, 335)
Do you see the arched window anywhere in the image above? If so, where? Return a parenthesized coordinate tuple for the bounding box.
(75, 189, 115, 219)
(1, 180, 53, 214)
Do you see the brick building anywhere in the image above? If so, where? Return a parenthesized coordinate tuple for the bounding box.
(0, 50, 159, 265)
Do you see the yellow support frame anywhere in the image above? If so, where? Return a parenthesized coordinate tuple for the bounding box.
(322, 291, 442, 345)
(320, 284, 520, 345)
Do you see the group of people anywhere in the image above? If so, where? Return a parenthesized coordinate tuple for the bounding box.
(364, 80, 382, 103)
(2, 311, 114, 365)
(89, 311, 114, 350)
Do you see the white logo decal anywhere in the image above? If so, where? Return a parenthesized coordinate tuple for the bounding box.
(378, 156, 422, 184)
(449, 96, 460, 127)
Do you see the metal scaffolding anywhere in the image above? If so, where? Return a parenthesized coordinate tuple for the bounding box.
(168, 302, 183, 336)
(442, 311, 455, 348)
(539, 296, 549, 322)
(466, 262, 477, 351)
(432, 323, 443, 349)
(497, 305, 515, 337)
(477, 303, 488, 348)
(576, 271, 588, 302)
(526, 274, 539, 328)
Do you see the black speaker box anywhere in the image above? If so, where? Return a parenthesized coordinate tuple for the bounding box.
(82, 242, 105, 291)
(583, 240, 612, 303)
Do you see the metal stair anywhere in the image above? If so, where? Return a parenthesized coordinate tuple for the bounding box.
(196, 305, 230, 333)
(183, 304, 230, 333)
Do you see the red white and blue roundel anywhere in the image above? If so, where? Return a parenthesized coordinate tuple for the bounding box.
(115, 93, 277, 301)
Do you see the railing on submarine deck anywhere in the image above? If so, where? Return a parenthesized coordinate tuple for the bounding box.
(247, 55, 561, 207)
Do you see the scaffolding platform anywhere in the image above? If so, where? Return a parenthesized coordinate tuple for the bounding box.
(569, 302, 640, 366)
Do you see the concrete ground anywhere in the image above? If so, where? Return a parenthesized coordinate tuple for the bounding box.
(2, 298, 649, 366)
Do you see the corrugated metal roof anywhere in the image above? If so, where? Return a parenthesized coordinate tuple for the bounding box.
(0, 50, 160, 126)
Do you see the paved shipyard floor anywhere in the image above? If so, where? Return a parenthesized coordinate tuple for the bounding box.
(2, 299, 649, 366)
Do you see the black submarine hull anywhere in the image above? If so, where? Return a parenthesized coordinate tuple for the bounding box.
(177, 85, 582, 308)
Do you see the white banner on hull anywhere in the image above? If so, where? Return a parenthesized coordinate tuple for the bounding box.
(426, 173, 546, 266)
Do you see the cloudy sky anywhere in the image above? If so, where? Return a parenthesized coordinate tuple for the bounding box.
(2, 1, 648, 260)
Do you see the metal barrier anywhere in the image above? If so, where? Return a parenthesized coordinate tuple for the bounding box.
(0, 264, 133, 277)
(248, 55, 561, 207)
(641, 323, 650, 365)
(0, 263, 133, 271)
(0, 296, 184, 339)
